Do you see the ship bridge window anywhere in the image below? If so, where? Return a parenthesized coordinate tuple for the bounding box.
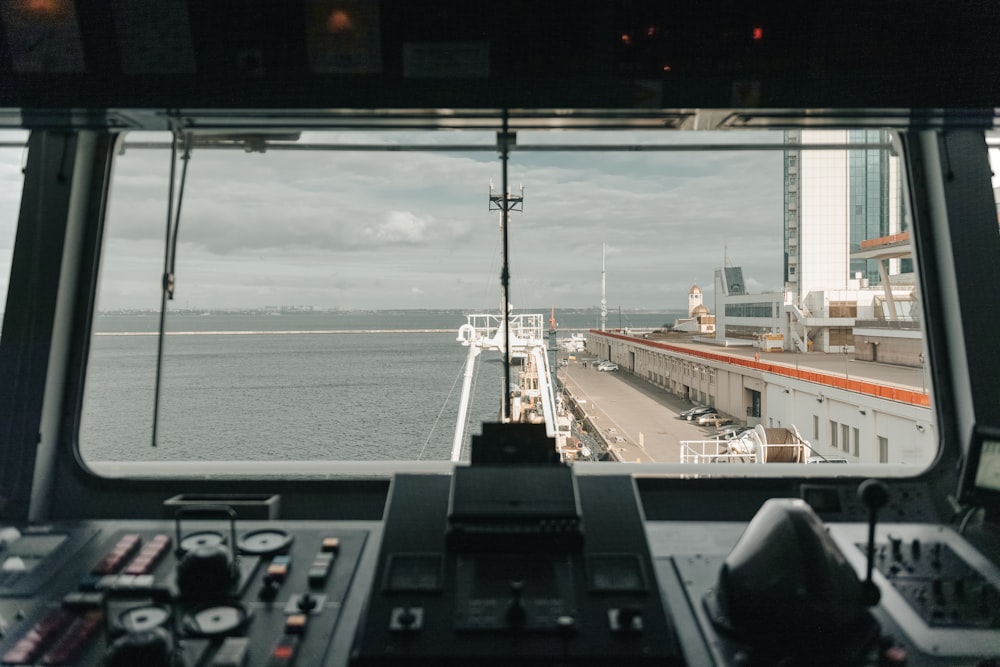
(0, 130, 28, 337)
(74, 127, 938, 477)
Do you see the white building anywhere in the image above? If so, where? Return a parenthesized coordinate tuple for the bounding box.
(713, 130, 920, 362)
(673, 283, 715, 334)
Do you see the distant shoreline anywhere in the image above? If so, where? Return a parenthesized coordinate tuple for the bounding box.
(96, 329, 457, 336)
(94, 328, 595, 336)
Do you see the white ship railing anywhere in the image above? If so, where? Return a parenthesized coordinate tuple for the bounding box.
(679, 438, 758, 464)
(529, 345, 558, 441)
(680, 424, 810, 464)
(457, 313, 545, 350)
(451, 312, 552, 461)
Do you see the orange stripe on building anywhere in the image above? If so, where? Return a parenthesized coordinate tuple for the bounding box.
(594, 331, 931, 408)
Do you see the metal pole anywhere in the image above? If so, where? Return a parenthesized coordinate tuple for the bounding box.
(600, 244, 607, 331)
(501, 116, 511, 421)
(488, 113, 524, 422)
(919, 352, 926, 393)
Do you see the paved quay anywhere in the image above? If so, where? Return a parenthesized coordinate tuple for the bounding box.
(559, 358, 714, 463)
(558, 340, 929, 463)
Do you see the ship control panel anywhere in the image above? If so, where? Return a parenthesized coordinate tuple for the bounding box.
(0, 423, 997, 665)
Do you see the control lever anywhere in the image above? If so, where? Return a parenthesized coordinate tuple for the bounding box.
(557, 615, 576, 663)
(103, 587, 182, 667)
(858, 478, 889, 606)
(506, 579, 527, 628)
(174, 505, 240, 598)
(259, 573, 280, 601)
(104, 628, 181, 667)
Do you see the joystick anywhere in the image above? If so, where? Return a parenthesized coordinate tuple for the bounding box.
(174, 506, 240, 598)
(858, 478, 889, 606)
(506, 580, 527, 628)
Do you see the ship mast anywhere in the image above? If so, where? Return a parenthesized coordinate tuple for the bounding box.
(600, 243, 607, 331)
(489, 117, 523, 420)
(451, 119, 525, 461)
(451, 123, 574, 461)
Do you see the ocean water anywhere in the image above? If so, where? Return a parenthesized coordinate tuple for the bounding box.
(80, 310, 682, 462)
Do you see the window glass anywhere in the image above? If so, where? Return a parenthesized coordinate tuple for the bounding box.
(0, 130, 28, 336)
(80, 128, 938, 473)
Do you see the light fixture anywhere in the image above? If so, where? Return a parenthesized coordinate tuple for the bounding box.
(916, 424, 925, 433)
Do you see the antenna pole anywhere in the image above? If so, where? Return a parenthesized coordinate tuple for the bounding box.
(600, 243, 607, 331)
(489, 113, 523, 421)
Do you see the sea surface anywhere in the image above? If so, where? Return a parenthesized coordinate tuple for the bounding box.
(81, 310, 683, 463)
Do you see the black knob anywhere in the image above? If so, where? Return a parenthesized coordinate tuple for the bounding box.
(858, 479, 890, 509)
(397, 608, 417, 628)
(176, 545, 236, 597)
(297, 593, 317, 612)
(104, 628, 180, 667)
(259, 574, 280, 601)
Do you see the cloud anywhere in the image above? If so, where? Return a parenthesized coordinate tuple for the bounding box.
(2, 129, 799, 311)
(365, 211, 432, 244)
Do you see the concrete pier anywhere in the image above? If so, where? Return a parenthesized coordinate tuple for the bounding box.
(558, 332, 935, 466)
(560, 358, 715, 463)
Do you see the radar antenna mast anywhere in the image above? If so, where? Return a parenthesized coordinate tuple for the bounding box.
(489, 116, 523, 421)
(451, 116, 574, 462)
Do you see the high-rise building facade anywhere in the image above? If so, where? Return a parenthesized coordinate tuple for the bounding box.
(783, 129, 903, 297)
(715, 129, 914, 356)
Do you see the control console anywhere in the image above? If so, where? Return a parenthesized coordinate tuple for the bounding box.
(1, 482, 999, 665)
(827, 522, 1000, 659)
(351, 465, 683, 665)
(0, 517, 368, 666)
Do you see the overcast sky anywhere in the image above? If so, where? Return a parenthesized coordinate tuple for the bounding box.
(7, 129, 994, 314)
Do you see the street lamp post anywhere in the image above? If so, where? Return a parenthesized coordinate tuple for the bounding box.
(843, 345, 849, 380)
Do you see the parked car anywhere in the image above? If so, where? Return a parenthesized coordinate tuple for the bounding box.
(596, 361, 619, 372)
(695, 412, 731, 426)
(679, 406, 715, 420)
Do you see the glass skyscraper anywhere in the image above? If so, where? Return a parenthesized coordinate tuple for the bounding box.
(783, 129, 902, 298)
